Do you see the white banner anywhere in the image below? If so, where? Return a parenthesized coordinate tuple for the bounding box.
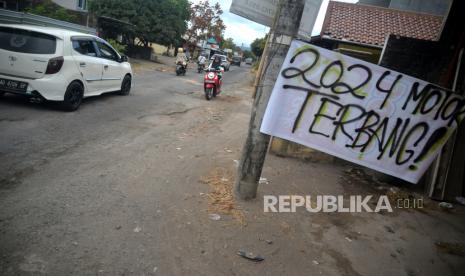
(298, 0, 322, 40)
(261, 40, 465, 183)
(230, 0, 277, 27)
(230, 0, 322, 39)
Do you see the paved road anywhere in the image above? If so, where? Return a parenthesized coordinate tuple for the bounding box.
(3, 64, 465, 276)
(0, 64, 254, 275)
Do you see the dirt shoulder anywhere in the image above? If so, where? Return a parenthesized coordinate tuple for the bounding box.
(130, 55, 177, 74)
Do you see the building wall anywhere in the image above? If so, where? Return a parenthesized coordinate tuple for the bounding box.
(379, 35, 451, 85)
(389, 0, 452, 16)
(2, 0, 31, 11)
(334, 42, 382, 64)
(378, 21, 465, 200)
(269, 138, 334, 163)
(358, 0, 390, 7)
(52, 0, 86, 11)
(358, 0, 452, 16)
(52, 0, 74, 10)
(151, 43, 174, 57)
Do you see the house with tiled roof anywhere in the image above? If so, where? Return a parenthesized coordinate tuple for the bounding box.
(311, 1, 446, 63)
(272, 0, 465, 201)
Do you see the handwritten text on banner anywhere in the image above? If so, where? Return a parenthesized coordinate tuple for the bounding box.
(261, 40, 465, 183)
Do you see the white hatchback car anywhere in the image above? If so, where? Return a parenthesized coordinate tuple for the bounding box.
(0, 24, 132, 111)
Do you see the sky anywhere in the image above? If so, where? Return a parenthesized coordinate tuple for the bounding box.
(191, 0, 358, 47)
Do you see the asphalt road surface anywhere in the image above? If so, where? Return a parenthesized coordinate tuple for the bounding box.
(2, 63, 465, 276)
(0, 63, 255, 275)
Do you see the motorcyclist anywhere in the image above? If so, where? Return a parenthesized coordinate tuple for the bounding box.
(197, 54, 207, 71)
(208, 55, 223, 79)
(176, 48, 188, 70)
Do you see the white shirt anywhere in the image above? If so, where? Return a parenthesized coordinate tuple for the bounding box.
(198, 56, 207, 64)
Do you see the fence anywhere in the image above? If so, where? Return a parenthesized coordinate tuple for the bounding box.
(0, 9, 96, 35)
(126, 45, 153, 60)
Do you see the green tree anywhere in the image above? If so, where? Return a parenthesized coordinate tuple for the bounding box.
(221, 38, 236, 50)
(250, 35, 267, 57)
(107, 39, 126, 54)
(242, 50, 255, 59)
(185, 1, 226, 49)
(26, 0, 76, 22)
(89, 0, 190, 47)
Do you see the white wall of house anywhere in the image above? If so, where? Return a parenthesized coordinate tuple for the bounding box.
(359, 0, 452, 16)
(52, 0, 87, 11)
(389, 0, 452, 16)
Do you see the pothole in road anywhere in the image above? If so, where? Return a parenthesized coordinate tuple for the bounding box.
(157, 107, 197, 116)
(216, 94, 241, 103)
(135, 105, 226, 138)
(0, 165, 36, 189)
(167, 89, 199, 97)
(137, 103, 198, 120)
(0, 117, 26, 123)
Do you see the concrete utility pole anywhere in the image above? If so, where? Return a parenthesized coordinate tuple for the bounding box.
(235, 0, 306, 200)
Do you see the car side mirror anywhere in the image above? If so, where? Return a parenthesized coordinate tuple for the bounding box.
(120, 55, 128, 63)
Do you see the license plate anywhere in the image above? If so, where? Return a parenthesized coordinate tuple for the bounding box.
(0, 78, 28, 93)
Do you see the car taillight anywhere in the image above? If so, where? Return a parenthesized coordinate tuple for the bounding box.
(45, 56, 64, 74)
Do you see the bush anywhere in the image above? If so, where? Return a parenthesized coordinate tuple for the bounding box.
(252, 59, 260, 71)
(107, 39, 127, 54)
(26, 0, 76, 22)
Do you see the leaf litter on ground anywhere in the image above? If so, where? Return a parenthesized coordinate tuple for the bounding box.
(200, 167, 245, 225)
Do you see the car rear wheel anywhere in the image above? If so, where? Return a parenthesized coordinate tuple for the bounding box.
(61, 81, 83, 111)
(119, 75, 132, 96)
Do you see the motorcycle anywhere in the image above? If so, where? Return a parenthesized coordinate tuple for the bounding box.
(176, 61, 187, 76)
(203, 67, 223, 100)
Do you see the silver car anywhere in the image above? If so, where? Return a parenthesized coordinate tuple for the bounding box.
(210, 54, 230, 71)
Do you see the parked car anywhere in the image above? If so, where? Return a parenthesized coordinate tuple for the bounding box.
(0, 24, 132, 111)
(210, 54, 230, 71)
(245, 58, 253, 65)
(231, 56, 241, 66)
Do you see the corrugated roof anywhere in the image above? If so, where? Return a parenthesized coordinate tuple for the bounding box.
(320, 1, 444, 47)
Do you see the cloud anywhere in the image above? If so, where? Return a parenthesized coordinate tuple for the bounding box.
(222, 14, 268, 46)
(190, 0, 268, 46)
(190, 0, 357, 46)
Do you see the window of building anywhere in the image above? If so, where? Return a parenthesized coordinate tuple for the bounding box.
(77, 0, 87, 10)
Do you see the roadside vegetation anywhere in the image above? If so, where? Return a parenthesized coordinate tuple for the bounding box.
(26, 0, 77, 22)
(89, 0, 190, 48)
(106, 39, 127, 54)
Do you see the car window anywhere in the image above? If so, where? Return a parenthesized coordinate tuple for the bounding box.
(96, 41, 118, 61)
(0, 26, 56, 54)
(72, 39, 97, 57)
